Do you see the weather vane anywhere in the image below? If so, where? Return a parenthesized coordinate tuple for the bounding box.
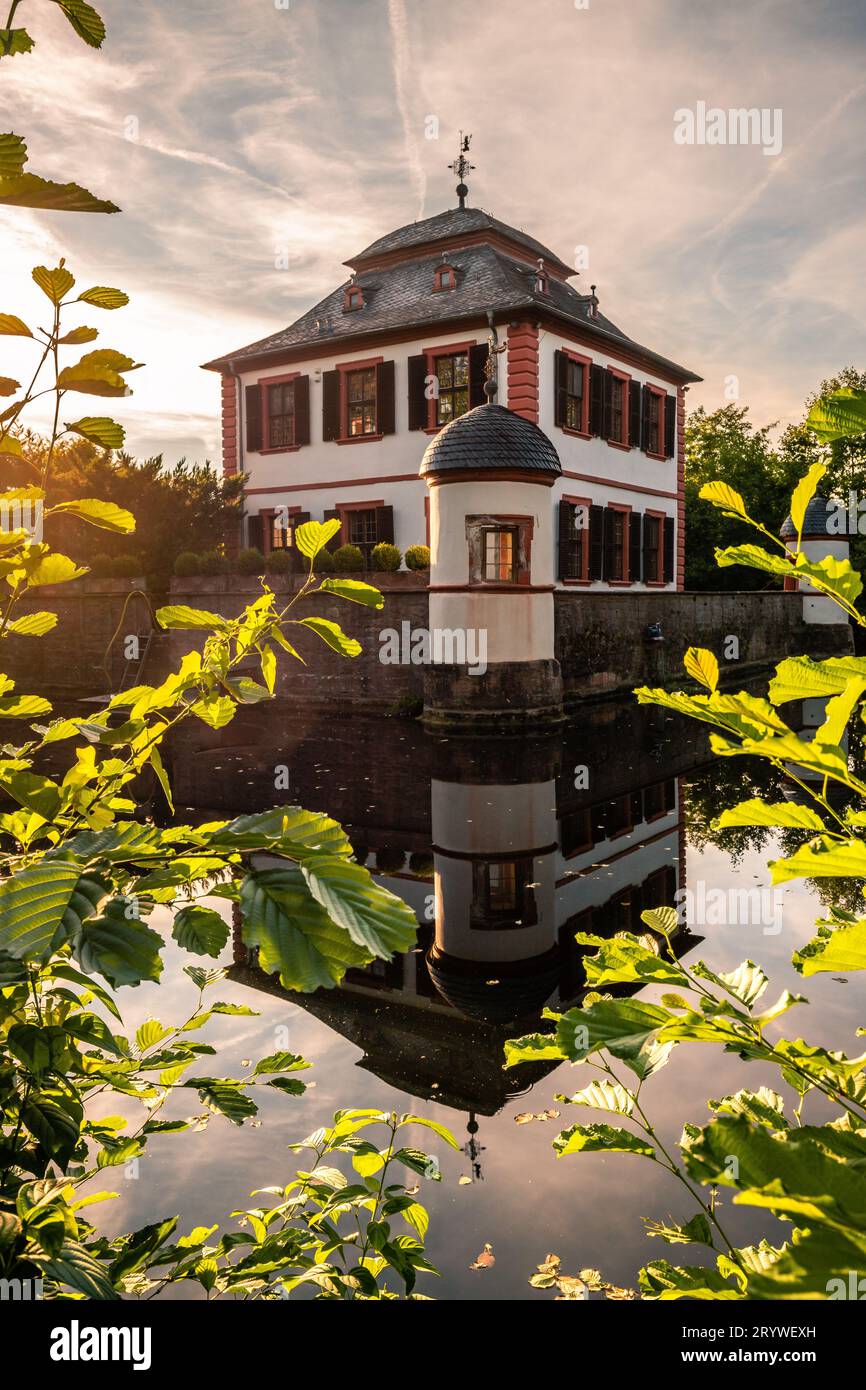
(449, 131, 474, 209)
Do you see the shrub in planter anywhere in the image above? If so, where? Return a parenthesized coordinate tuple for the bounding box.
(237, 547, 265, 575)
(370, 542, 401, 572)
(89, 553, 113, 577)
(108, 554, 141, 577)
(405, 544, 430, 571)
(408, 851, 434, 879)
(332, 544, 365, 572)
(376, 845, 406, 874)
(265, 548, 293, 574)
(174, 550, 203, 577)
(315, 549, 336, 573)
(199, 549, 230, 575)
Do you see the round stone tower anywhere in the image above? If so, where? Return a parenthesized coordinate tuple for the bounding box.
(420, 401, 564, 728)
(780, 494, 851, 625)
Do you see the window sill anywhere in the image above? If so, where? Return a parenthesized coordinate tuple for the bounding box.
(561, 577, 591, 586)
(560, 426, 592, 440)
(645, 450, 666, 462)
(607, 579, 632, 587)
(260, 444, 301, 455)
(336, 433, 384, 446)
(606, 438, 631, 452)
(645, 579, 666, 588)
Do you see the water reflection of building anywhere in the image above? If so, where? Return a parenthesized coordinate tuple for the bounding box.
(222, 716, 701, 1118)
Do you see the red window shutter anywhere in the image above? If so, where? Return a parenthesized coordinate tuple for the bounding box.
(628, 511, 642, 582)
(375, 505, 394, 544)
(377, 361, 396, 435)
(664, 395, 676, 457)
(558, 498, 574, 578)
(322, 370, 341, 441)
(554, 351, 568, 428)
(588, 504, 604, 579)
(294, 376, 310, 446)
(408, 354, 428, 430)
(628, 380, 642, 448)
(588, 365, 605, 436)
(245, 385, 262, 452)
(469, 343, 488, 408)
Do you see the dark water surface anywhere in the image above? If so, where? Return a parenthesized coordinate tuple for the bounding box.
(80, 704, 862, 1300)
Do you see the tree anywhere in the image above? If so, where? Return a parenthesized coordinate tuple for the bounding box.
(684, 405, 800, 590)
(4, 433, 243, 585)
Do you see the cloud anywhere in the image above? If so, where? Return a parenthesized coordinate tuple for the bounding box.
(1, 0, 864, 459)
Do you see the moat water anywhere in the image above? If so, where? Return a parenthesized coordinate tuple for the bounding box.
(73, 702, 862, 1300)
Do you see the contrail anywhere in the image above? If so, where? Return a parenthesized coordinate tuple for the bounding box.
(388, 0, 426, 219)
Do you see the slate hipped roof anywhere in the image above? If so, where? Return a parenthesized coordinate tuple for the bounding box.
(421, 402, 562, 477)
(202, 204, 700, 384)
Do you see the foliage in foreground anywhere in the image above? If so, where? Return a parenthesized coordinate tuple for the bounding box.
(510, 390, 866, 1300)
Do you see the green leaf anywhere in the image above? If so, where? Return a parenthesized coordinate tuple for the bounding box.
(190, 692, 235, 730)
(0, 312, 31, 336)
(252, 1052, 310, 1075)
(156, 603, 229, 631)
(0, 132, 26, 176)
(57, 360, 131, 396)
(295, 518, 341, 559)
(77, 285, 128, 309)
(0, 693, 52, 717)
(0, 860, 80, 960)
(0, 375, 20, 395)
(24, 552, 88, 585)
(789, 461, 827, 541)
(239, 867, 371, 992)
(74, 906, 164, 987)
(0, 30, 34, 56)
(300, 855, 418, 960)
(698, 480, 749, 521)
(714, 799, 826, 831)
(708, 1087, 787, 1129)
(502, 1031, 568, 1069)
(770, 836, 866, 886)
(553, 1123, 654, 1158)
(203, 806, 352, 859)
(184, 1078, 257, 1125)
(793, 918, 866, 977)
(51, 497, 134, 532)
(558, 1079, 634, 1116)
(399, 1115, 459, 1149)
(63, 417, 125, 449)
(316, 577, 384, 608)
(639, 1258, 745, 1300)
(52, 0, 106, 48)
(769, 655, 866, 705)
(58, 324, 98, 345)
(683, 646, 719, 692)
(37, 1240, 118, 1299)
(172, 906, 230, 959)
(806, 387, 866, 441)
(7, 611, 58, 637)
(294, 616, 361, 658)
(576, 930, 690, 990)
(32, 264, 75, 302)
(556, 997, 673, 1077)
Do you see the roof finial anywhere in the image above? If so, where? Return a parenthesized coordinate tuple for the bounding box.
(449, 131, 474, 210)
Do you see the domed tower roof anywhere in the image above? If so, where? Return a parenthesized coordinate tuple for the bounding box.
(780, 495, 841, 539)
(420, 403, 562, 480)
(426, 949, 560, 1025)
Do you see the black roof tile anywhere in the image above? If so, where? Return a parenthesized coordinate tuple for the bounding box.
(420, 403, 562, 477)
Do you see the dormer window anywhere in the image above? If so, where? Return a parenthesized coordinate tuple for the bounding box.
(433, 264, 456, 293)
(534, 258, 550, 295)
(343, 284, 364, 312)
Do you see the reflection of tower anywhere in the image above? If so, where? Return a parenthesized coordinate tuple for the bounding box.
(427, 738, 561, 1023)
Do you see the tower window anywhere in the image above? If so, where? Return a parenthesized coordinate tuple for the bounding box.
(466, 514, 533, 587)
(343, 284, 364, 312)
(483, 526, 517, 583)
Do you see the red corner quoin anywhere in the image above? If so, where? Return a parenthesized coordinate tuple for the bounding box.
(221, 373, 238, 476)
(507, 321, 540, 424)
(676, 386, 686, 591)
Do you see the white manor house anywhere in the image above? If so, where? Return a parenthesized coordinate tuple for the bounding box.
(205, 189, 700, 592)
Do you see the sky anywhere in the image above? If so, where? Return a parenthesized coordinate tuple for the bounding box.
(1, 0, 865, 465)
